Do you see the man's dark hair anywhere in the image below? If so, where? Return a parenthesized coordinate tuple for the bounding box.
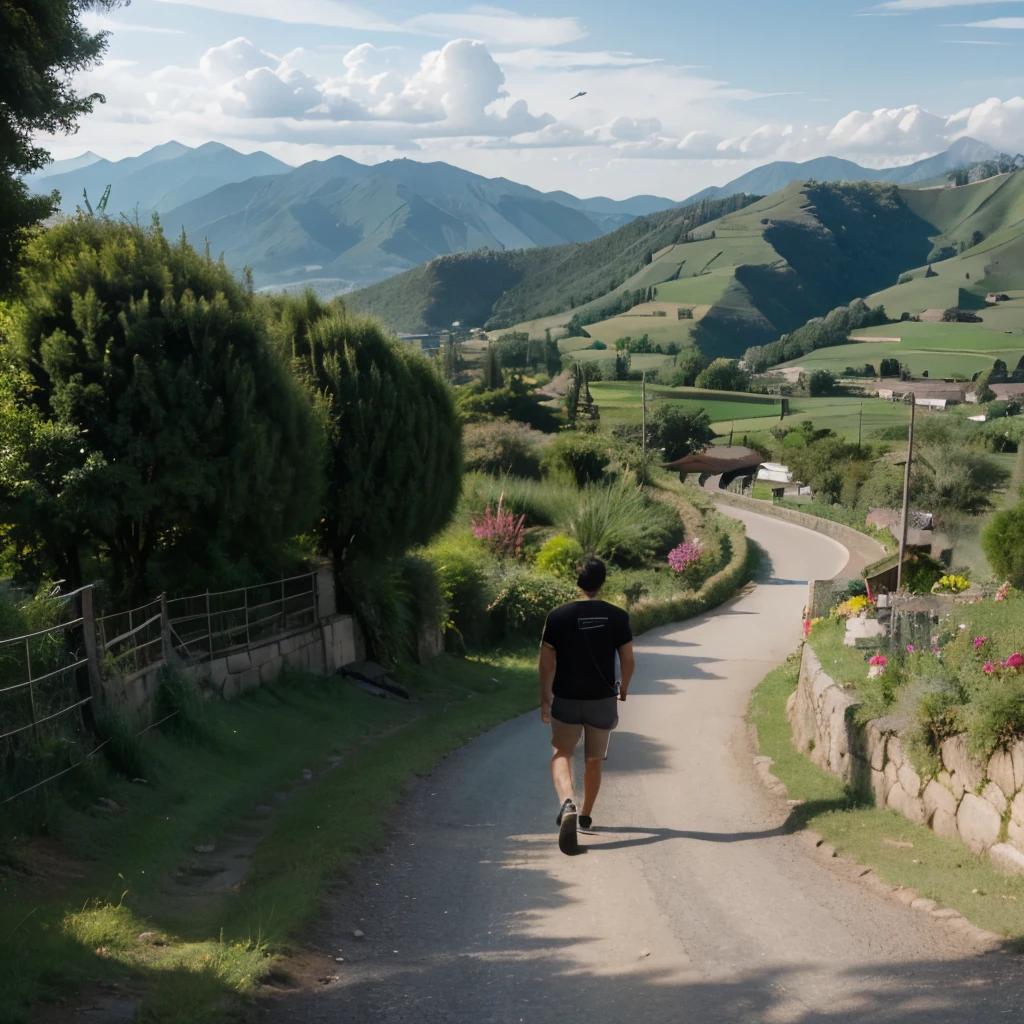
(576, 557, 607, 594)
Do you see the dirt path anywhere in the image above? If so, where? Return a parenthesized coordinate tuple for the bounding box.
(268, 509, 1023, 1023)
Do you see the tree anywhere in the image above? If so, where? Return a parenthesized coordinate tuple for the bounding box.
(982, 489, 1024, 587)
(614, 351, 631, 381)
(483, 343, 503, 390)
(695, 358, 748, 393)
(975, 369, 997, 404)
(647, 406, 714, 462)
(880, 357, 901, 377)
(270, 294, 462, 571)
(2, 218, 322, 599)
(1, 1, 119, 293)
(808, 369, 839, 397)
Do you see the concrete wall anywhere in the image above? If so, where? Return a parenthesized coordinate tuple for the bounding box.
(701, 488, 887, 578)
(789, 643, 1024, 876)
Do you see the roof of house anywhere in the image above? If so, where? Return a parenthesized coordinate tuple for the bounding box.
(664, 445, 763, 475)
(991, 383, 1024, 400)
(866, 508, 933, 531)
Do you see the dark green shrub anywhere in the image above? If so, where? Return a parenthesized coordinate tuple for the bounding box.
(541, 432, 610, 486)
(463, 419, 544, 478)
(154, 668, 207, 742)
(98, 705, 146, 780)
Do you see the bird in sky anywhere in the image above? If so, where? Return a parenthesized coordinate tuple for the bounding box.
(569, 91, 587, 101)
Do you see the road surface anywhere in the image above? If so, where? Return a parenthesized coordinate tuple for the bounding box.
(274, 508, 1023, 1023)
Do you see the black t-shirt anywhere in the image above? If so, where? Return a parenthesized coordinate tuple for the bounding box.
(541, 599, 633, 701)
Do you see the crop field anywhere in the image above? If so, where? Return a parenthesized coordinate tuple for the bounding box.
(589, 381, 783, 428)
(779, 321, 1024, 379)
(711, 396, 913, 443)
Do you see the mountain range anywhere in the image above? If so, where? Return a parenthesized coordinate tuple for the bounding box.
(26, 137, 1007, 294)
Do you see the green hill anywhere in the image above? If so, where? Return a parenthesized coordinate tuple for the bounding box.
(349, 172, 1024, 362)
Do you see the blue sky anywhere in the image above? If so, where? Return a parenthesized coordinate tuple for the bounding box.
(51, 0, 1024, 198)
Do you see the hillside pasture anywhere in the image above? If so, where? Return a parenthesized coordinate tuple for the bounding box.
(588, 381, 783, 428)
(711, 396, 912, 444)
(780, 321, 1024, 378)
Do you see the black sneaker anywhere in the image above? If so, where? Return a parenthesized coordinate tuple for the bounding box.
(557, 799, 578, 855)
(578, 815, 594, 833)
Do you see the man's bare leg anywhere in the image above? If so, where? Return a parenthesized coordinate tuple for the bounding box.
(551, 749, 575, 805)
(581, 757, 602, 818)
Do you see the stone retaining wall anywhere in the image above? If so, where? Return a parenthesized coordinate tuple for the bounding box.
(788, 643, 1024, 875)
(701, 489, 886, 578)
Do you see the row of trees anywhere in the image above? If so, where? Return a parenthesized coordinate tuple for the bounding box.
(743, 299, 889, 373)
(0, 219, 463, 605)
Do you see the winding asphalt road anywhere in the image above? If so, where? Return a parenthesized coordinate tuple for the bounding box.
(275, 508, 1023, 1023)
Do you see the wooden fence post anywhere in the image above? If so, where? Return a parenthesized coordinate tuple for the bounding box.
(79, 585, 103, 731)
(160, 593, 172, 664)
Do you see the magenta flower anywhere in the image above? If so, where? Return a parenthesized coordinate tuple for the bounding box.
(983, 662, 996, 675)
(869, 654, 888, 667)
(906, 645, 915, 653)
(668, 540, 703, 573)
(1006, 653, 1024, 670)
(974, 637, 988, 649)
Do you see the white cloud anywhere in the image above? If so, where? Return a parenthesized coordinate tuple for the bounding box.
(493, 49, 662, 71)
(81, 13, 184, 34)
(960, 17, 1024, 28)
(152, 0, 393, 31)
(868, 0, 1023, 10)
(404, 7, 586, 47)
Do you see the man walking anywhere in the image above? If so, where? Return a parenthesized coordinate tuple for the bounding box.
(539, 557, 635, 854)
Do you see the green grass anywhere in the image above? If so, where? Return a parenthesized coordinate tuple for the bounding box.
(780, 322, 1024, 379)
(748, 653, 1024, 941)
(589, 381, 782, 428)
(0, 653, 538, 1023)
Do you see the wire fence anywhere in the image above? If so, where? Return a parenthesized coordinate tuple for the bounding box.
(1, 571, 321, 808)
(167, 573, 317, 663)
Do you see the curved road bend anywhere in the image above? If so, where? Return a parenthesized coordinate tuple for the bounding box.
(276, 508, 1023, 1024)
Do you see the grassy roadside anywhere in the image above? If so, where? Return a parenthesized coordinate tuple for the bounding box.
(0, 652, 537, 1024)
(748, 652, 1024, 941)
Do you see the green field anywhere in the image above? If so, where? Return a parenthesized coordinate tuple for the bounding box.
(780, 321, 1024, 378)
(589, 381, 783, 428)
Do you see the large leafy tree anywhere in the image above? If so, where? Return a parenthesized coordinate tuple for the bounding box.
(647, 405, 714, 462)
(982, 489, 1024, 588)
(265, 291, 463, 572)
(0, 217, 323, 599)
(1, 0, 117, 292)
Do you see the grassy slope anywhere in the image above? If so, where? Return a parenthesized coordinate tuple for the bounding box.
(0, 654, 538, 1024)
(588, 381, 783, 428)
(780, 321, 1024, 378)
(749, 654, 1024, 941)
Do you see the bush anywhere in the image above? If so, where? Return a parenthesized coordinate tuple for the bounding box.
(421, 530, 496, 649)
(535, 535, 583, 580)
(485, 564, 576, 643)
(982, 488, 1024, 588)
(154, 668, 207, 742)
(695, 358, 748, 393)
(647, 405, 714, 462)
(463, 420, 544, 478)
(98, 705, 146, 780)
(462, 473, 572, 528)
(565, 481, 683, 566)
(590, 340, 607, 351)
(339, 556, 416, 667)
(808, 369, 840, 396)
(541, 432, 611, 487)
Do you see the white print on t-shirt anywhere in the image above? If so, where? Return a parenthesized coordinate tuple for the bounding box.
(577, 617, 609, 631)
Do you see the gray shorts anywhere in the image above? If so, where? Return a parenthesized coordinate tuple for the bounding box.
(550, 696, 618, 759)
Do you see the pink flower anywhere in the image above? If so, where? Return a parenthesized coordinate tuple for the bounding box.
(906, 645, 915, 653)
(974, 637, 988, 649)
(983, 662, 996, 675)
(869, 654, 888, 667)
(1006, 653, 1024, 670)
(803, 619, 812, 637)
(668, 540, 703, 573)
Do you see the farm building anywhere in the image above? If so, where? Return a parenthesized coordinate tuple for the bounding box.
(991, 382, 1024, 402)
(756, 463, 793, 484)
(876, 381, 967, 406)
(866, 508, 934, 550)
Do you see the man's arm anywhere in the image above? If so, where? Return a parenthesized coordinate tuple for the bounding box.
(617, 641, 635, 702)
(539, 643, 557, 722)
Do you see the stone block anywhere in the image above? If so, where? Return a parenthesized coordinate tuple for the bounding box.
(870, 768, 888, 808)
(887, 783, 926, 825)
(887, 736, 906, 770)
(957, 793, 1002, 854)
(249, 643, 279, 669)
(982, 780, 1008, 817)
(1012, 741, 1024, 795)
(1010, 819, 1024, 853)
(933, 808, 959, 839)
(222, 676, 241, 701)
(988, 749, 1017, 801)
(278, 635, 295, 657)
(338, 616, 357, 664)
(940, 735, 984, 793)
(240, 668, 261, 694)
(227, 652, 251, 674)
(923, 780, 958, 824)
(260, 659, 280, 684)
(989, 843, 1024, 877)
(883, 760, 898, 799)
(1009, 792, 1024, 853)
(897, 761, 922, 800)
(866, 723, 887, 772)
(208, 658, 229, 687)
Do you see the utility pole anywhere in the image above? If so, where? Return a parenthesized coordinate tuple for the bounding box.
(641, 372, 647, 469)
(858, 403, 863, 448)
(896, 395, 917, 592)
